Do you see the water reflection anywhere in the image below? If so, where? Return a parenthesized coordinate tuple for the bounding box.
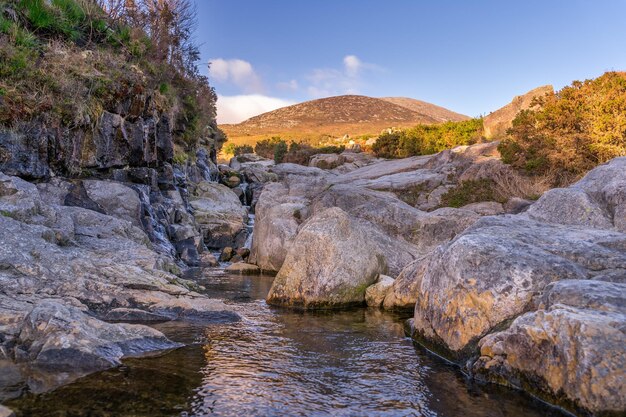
(6, 273, 567, 417)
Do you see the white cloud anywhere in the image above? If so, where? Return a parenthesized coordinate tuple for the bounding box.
(216, 94, 295, 124)
(305, 55, 382, 98)
(208, 58, 263, 93)
(343, 55, 362, 77)
(277, 79, 299, 91)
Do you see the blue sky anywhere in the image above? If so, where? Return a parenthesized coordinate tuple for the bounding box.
(195, 1, 626, 123)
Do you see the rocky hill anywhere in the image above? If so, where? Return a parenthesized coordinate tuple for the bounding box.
(380, 97, 469, 122)
(483, 85, 554, 139)
(221, 95, 468, 145)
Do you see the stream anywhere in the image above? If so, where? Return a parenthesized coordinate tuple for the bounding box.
(6, 268, 567, 416)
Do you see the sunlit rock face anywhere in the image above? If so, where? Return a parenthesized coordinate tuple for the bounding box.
(266, 207, 389, 309)
(253, 142, 503, 276)
(408, 158, 626, 415)
(474, 279, 626, 415)
(411, 215, 625, 354)
(483, 85, 554, 139)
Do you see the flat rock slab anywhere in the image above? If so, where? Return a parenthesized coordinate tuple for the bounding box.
(225, 263, 261, 275)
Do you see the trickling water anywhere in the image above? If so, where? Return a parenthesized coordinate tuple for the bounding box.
(243, 212, 255, 249)
(238, 180, 250, 206)
(131, 184, 177, 257)
(6, 271, 568, 417)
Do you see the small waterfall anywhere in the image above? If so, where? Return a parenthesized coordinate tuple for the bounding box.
(132, 184, 177, 257)
(240, 179, 249, 206)
(243, 212, 255, 249)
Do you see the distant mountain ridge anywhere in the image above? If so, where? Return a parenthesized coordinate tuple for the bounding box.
(221, 95, 469, 145)
(380, 97, 469, 122)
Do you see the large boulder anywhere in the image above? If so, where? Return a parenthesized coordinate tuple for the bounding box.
(266, 207, 388, 309)
(189, 181, 248, 249)
(526, 157, 626, 232)
(309, 153, 345, 170)
(406, 158, 626, 416)
(82, 180, 142, 226)
(410, 215, 626, 357)
(473, 279, 626, 415)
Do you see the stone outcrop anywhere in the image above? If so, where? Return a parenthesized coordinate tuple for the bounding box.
(405, 158, 626, 415)
(258, 143, 519, 310)
(483, 85, 554, 139)
(474, 279, 626, 416)
(0, 168, 239, 395)
(190, 181, 249, 249)
(14, 300, 181, 371)
(252, 143, 504, 276)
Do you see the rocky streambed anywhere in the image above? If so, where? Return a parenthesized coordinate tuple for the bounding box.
(0, 141, 624, 416)
(246, 145, 626, 417)
(4, 269, 567, 417)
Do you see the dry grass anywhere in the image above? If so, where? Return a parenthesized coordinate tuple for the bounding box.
(489, 168, 553, 201)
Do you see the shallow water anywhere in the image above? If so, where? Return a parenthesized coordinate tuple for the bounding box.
(6, 270, 567, 416)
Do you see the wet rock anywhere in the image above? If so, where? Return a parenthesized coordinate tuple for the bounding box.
(225, 263, 260, 275)
(365, 275, 394, 308)
(219, 247, 234, 262)
(0, 127, 49, 180)
(200, 252, 219, 267)
(15, 301, 181, 371)
(229, 254, 244, 263)
(236, 248, 250, 259)
(224, 175, 241, 188)
(103, 308, 171, 322)
(267, 207, 389, 309)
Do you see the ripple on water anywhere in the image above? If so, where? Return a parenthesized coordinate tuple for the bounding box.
(6, 273, 569, 417)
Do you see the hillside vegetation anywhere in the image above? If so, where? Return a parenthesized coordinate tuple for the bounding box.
(499, 71, 626, 185)
(0, 0, 222, 153)
(221, 95, 468, 147)
(372, 118, 484, 158)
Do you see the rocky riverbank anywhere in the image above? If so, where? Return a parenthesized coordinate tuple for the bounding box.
(243, 145, 625, 417)
(0, 131, 623, 416)
(0, 106, 253, 402)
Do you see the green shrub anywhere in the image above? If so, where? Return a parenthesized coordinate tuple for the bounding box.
(234, 144, 253, 156)
(499, 72, 626, 184)
(274, 141, 288, 163)
(255, 136, 285, 158)
(440, 179, 504, 208)
(372, 119, 484, 158)
(172, 152, 189, 165)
